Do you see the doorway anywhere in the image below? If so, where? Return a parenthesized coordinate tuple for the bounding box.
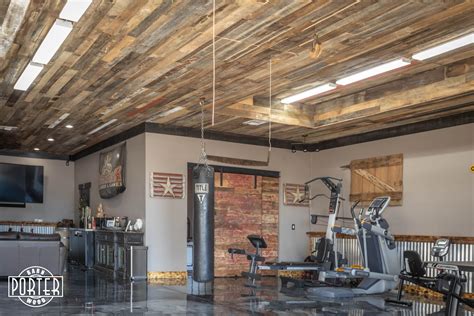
(187, 164, 279, 277)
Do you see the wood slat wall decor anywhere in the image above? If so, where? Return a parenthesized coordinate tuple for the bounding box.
(349, 154, 403, 206)
(0, 1, 473, 155)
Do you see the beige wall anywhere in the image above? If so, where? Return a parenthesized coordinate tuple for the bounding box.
(145, 132, 311, 272)
(0, 155, 75, 222)
(74, 134, 146, 222)
(309, 124, 474, 237)
(70, 123, 474, 273)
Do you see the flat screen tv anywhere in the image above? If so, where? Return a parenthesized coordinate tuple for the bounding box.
(0, 163, 44, 204)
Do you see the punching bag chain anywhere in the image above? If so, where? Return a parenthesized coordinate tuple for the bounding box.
(198, 97, 208, 167)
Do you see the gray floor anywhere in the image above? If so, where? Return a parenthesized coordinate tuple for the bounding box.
(0, 266, 472, 315)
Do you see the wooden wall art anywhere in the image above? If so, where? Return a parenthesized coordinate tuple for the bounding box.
(349, 154, 403, 206)
(150, 172, 185, 199)
(283, 183, 309, 207)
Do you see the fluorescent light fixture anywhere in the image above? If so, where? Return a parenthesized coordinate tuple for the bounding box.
(32, 19, 73, 65)
(48, 113, 70, 129)
(47, 138, 55, 142)
(0, 125, 18, 131)
(412, 33, 474, 61)
(88, 119, 118, 135)
(243, 119, 267, 126)
(60, 0, 92, 22)
(281, 83, 337, 104)
(336, 58, 411, 86)
(158, 106, 185, 117)
(65, 124, 74, 129)
(14, 63, 44, 91)
(34, 148, 40, 151)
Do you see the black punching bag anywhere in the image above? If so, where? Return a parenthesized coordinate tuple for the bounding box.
(192, 164, 215, 282)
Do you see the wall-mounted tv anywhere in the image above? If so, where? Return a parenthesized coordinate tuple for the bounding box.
(0, 163, 44, 204)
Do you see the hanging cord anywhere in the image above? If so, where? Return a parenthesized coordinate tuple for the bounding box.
(211, 0, 216, 126)
(308, 150, 313, 232)
(198, 97, 208, 167)
(268, 58, 272, 160)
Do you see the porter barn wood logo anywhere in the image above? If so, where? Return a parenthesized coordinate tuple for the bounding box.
(195, 183, 209, 204)
(8, 266, 63, 308)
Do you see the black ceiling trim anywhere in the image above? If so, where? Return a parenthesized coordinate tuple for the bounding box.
(308, 111, 474, 152)
(144, 122, 294, 149)
(72, 123, 146, 160)
(187, 162, 280, 178)
(71, 111, 473, 161)
(0, 149, 69, 161)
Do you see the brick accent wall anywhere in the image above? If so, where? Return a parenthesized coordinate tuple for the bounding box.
(214, 173, 279, 277)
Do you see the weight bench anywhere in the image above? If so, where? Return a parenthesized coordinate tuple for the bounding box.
(228, 235, 267, 287)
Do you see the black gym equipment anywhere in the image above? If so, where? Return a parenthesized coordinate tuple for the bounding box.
(257, 177, 347, 288)
(386, 238, 474, 315)
(192, 164, 215, 282)
(228, 235, 267, 287)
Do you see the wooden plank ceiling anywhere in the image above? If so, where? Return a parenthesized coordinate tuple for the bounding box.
(0, 0, 473, 155)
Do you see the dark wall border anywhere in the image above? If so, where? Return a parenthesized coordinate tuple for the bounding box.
(187, 162, 280, 178)
(144, 122, 293, 149)
(308, 111, 474, 152)
(0, 149, 69, 161)
(70, 111, 474, 161)
(72, 123, 145, 160)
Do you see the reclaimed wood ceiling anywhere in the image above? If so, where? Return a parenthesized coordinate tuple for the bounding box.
(0, 0, 473, 155)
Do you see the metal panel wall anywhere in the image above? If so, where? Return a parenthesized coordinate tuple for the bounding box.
(0, 224, 55, 234)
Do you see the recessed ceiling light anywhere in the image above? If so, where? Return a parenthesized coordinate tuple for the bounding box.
(243, 119, 267, 126)
(34, 148, 40, 151)
(336, 58, 411, 86)
(281, 83, 337, 104)
(14, 63, 44, 91)
(412, 33, 474, 61)
(59, 0, 93, 22)
(87, 119, 118, 135)
(65, 124, 73, 129)
(47, 138, 55, 142)
(31, 19, 73, 65)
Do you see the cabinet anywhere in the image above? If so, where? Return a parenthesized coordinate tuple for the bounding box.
(94, 230, 145, 279)
(69, 228, 95, 269)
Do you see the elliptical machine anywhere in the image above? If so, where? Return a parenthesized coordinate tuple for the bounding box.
(309, 196, 401, 297)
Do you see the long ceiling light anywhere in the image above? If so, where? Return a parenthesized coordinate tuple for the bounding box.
(32, 19, 73, 65)
(13, 0, 91, 91)
(336, 58, 411, 86)
(13, 63, 44, 91)
(60, 0, 93, 23)
(281, 83, 337, 104)
(412, 33, 474, 61)
(157, 106, 185, 117)
(87, 119, 118, 135)
(48, 113, 70, 129)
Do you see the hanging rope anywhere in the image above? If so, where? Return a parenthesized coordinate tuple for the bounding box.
(198, 97, 208, 167)
(268, 58, 272, 159)
(211, 0, 216, 126)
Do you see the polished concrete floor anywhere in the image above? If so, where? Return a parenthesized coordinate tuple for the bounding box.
(0, 266, 472, 315)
